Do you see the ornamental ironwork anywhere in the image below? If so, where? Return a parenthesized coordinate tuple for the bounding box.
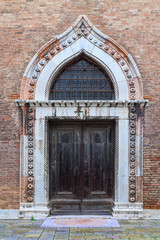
(50, 55, 115, 100)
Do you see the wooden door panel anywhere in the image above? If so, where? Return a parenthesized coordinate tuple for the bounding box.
(82, 122, 114, 214)
(49, 122, 82, 214)
(83, 125, 109, 198)
(57, 130, 73, 193)
(91, 130, 106, 193)
(49, 121, 114, 215)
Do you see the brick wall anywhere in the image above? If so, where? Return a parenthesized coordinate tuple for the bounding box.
(0, 0, 159, 209)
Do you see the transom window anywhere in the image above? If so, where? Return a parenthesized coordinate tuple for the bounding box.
(50, 55, 115, 100)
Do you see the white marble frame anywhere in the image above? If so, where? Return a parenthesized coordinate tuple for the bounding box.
(19, 101, 143, 218)
(35, 37, 129, 101)
(32, 38, 131, 217)
(33, 106, 129, 214)
(19, 36, 144, 218)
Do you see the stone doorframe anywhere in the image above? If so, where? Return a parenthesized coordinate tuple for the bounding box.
(15, 15, 148, 218)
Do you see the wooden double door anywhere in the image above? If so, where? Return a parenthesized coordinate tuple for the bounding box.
(49, 121, 115, 215)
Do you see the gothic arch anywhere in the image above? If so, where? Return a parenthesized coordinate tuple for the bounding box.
(20, 15, 143, 102)
(16, 16, 148, 219)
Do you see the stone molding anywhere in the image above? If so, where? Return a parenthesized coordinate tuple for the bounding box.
(1, 208, 160, 219)
(15, 100, 148, 107)
(112, 202, 143, 218)
(19, 203, 50, 219)
(20, 15, 143, 101)
(26, 107, 35, 203)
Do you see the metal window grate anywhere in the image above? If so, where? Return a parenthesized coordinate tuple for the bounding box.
(50, 55, 115, 100)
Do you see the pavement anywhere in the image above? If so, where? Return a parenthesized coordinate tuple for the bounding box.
(0, 218, 160, 240)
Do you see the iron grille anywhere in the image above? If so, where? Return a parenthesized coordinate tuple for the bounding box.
(50, 55, 115, 100)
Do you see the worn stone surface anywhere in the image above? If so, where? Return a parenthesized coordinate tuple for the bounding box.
(0, 0, 160, 209)
(0, 219, 160, 239)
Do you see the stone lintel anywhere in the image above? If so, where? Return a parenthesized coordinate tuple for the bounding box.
(15, 99, 149, 108)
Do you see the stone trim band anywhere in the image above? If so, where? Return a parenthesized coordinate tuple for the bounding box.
(15, 100, 148, 107)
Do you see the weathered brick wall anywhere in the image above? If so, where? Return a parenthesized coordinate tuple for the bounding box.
(0, 0, 159, 209)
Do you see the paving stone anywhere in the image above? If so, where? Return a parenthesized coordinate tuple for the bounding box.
(19, 238, 39, 240)
(69, 238, 84, 240)
(84, 235, 106, 239)
(70, 236, 83, 238)
(41, 233, 55, 236)
(24, 233, 41, 237)
(39, 238, 54, 240)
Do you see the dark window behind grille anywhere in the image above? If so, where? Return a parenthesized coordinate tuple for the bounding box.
(50, 55, 115, 100)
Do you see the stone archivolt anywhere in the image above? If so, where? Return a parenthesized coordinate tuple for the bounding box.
(20, 15, 142, 102)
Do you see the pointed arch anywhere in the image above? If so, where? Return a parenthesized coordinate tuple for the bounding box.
(49, 54, 115, 100)
(20, 15, 143, 101)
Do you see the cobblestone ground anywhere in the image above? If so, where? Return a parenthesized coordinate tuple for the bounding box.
(0, 219, 160, 240)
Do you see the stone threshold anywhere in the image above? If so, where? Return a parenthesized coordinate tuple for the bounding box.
(0, 209, 160, 219)
(41, 216, 120, 228)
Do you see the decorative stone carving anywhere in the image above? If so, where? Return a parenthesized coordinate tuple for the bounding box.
(28, 143, 33, 148)
(28, 184, 33, 189)
(39, 59, 46, 66)
(130, 135, 135, 141)
(15, 99, 148, 108)
(45, 54, 50, 61)
(28, 170, 33, 176)
(29, 88, 34, 93)
(130, 156, 135, 162)
(88, 34, 104, 49)
(129, 106, 137, 202)
(116, 54, 121, 60)
(28, 149, 33, 155)
(26, 107, 34, 202)
(28, 136, 33, 141)
(19, 15, 143, 102)
(77, 23, 89, 37)
(28, 115, 33, 120)
(28, 108, 33, 113)
(27, 197, 33, 202)
(121, 61, 125, 66)
(28, 177, 33, 182)
(56, 45, 61, 51)
(28, 163, 33, 169)
(28, 122, 33, 127)
(32, 74, 37, 79)
(130, 197, 136, 202)
(62, 42, 67, 48)
(50, 49, 56, 55)
(72, 35, 77, 40)
(28, 156, 33, 161)
(35, 66, 41, 72)
(104, 45, 109, 51)
(28, 129, 33, 135)
(111, 49, 115, 55)
(30, 81, 35, 86)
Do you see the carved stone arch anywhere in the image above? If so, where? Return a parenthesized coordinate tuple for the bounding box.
(16, 15, 148, 219)
(43, 50, 119, 101)
(20, 15, 143, 101)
